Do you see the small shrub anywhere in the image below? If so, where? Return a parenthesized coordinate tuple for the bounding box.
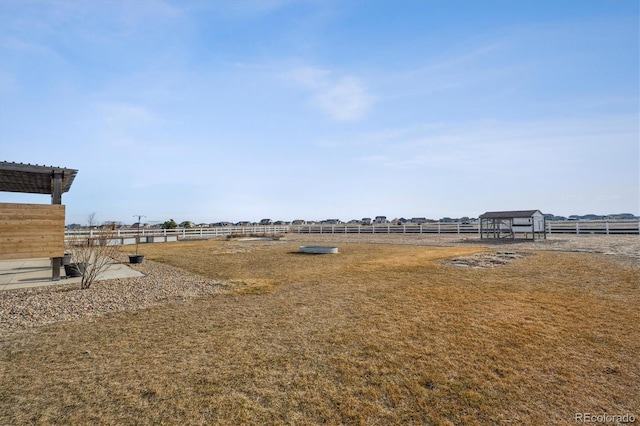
(66, 227, 120, 289)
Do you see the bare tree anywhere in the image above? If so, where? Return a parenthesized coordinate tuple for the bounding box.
(87, 212, 98, 228)
(66, 226, 121, 290)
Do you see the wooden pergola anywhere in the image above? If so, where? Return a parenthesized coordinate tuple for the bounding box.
(0, 161, 78, 280)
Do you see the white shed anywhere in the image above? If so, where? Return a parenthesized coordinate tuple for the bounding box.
(479, 210, 546, 240)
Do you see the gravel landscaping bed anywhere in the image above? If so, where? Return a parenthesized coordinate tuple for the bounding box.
(0, 255, 227, 334)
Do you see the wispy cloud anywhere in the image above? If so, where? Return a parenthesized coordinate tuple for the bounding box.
(314, 76, 373, 121)
(286, 66, 374, 121)
(353, 115, 638, 179)
(87, 101, 160, 150)
(369, 41, 503, 95)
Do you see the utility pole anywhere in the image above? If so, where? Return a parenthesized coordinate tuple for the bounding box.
(133, 214, 146, 256)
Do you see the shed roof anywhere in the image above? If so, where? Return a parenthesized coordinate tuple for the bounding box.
(479, 210, 542, 219)
(0, 161, 78, 195)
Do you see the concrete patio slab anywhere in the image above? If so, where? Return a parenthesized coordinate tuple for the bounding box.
(0, 258, 144, 291)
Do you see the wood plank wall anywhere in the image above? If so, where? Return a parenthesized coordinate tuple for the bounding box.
(0, 203, 65, 260)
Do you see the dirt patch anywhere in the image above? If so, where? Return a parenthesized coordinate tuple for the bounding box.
(445, 251, 529, 268)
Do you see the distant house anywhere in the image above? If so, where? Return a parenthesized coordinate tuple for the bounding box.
(374, 216, 388, 224)
(322, 219, 341, 225)
(214, 221, 233, 227)
(606, 213, 637, 220)
(410, 217, 427, 224)
(292, 219, 306, 225)
(236, 221, 251, 226)
(361, 218, 372, 225)
(259, 219, 273, 225)
(479, 210, 546, 240)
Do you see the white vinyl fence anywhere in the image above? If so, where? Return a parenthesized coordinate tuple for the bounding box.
(291, 220, 639, 235)
(64, 220, 638, 245)
(64, 226, 290, 245)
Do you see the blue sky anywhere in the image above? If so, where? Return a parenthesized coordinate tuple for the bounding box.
(0, 0, 638, 225)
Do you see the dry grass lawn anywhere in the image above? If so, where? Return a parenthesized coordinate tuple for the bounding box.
(1, 238, 639, 425)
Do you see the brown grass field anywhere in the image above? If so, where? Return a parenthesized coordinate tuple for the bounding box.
(1, 236, 639, 425)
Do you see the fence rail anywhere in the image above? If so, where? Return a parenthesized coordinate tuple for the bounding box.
(63, 220, 639, 243)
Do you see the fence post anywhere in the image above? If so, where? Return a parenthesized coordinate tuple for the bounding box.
(605, 222, 609, 235)
(457, 223, 460, 234)
(438, 222, 441, 234)
(576, 222, 580, 235)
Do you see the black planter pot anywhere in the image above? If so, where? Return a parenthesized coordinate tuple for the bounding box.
(129, 255, 144, 264)
(62, 253, 72, 266)
(64, 263, 86, 278)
